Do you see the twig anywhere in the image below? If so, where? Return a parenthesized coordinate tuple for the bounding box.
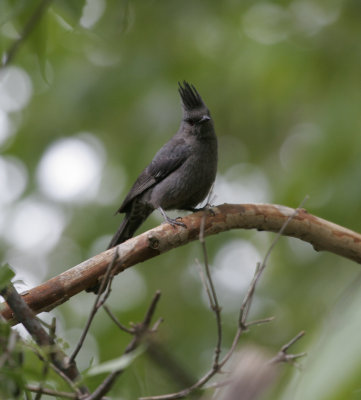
(105, 290, 162, 346)
(105, 287, 192, 390)
(268, 331, 306, 364)
(24, 338, 83, 396)
(141, 199, 308, 400)
(68, 250, 119, 365)
(281, 330, 305, 352)
(139, 368, 217, 400)
(221, 199, 307, 369)
(1, 0, 53, 67)
(140, 207, 223, 400)
(35, 317, 57, 400)
(0, 329, 18, 368)
(150, 318, 164, 332)
(124, 290, 161, 354)
(199, 207, 222, 367)
(239, 196, 309, 326)
(0, 284, 88, 395)
(25, 385, 77, 399)
(103, 304, 133, 334)
(195, 259, 213, 307)
(86, 369, 123, 400)
(142, 204, 224, 399)
(245, 316, 275, 327)
(84, 291, 163, 399)
(139, 290, 161, 329)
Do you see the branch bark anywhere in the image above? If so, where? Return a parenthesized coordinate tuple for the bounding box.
(2, 203, 361, 322)
(0, 284, 88, 395)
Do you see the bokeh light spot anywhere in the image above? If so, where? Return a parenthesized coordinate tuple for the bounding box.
(104, 269, 147, 311)
(290, 0, 340, 36)
(80, 0, 106, 29)
(214, 240, 260, 293)
(6, 198, 65, 253)
(206, 240, 262, 311)
(37, 134, 105, 202)
(0, 156, 28, 205)
(0, 66, 32, 112)
(243, 3, 289, 45)
(279, 123, 322, 170)
(214, 164, 271, 204)
(0, 110, 13, 146)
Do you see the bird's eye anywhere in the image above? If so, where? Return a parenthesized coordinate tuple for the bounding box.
(185, 118, 195, 125)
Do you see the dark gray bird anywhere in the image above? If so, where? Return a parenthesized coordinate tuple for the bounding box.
(108, 81, 218, 249)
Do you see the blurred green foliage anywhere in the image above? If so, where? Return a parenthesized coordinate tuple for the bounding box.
(1, 0, 361, 399)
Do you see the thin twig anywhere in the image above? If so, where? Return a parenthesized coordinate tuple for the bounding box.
(218, 328, 243, 368)
(0, 329, 18, 368)
(48, 364, 82, 396)
(245, 316, 275, 327)
(141, 198, 309, 400)
(2, 0, 53, 67)
(199, 205, 222, 368)
(124, 291, 162, 354)
(103, 304, 134, 334)
(239, 196, 309, 326)
(85, 291, 163, 399)
(139, 368, 216, 400)
(35, 317, 57, 400)
(68, 250, 119, 365)
(140, 205, 223, 400)
(281, 330, 305, 353)
(140, 290, 162, 328)
(86, 369, 123, 400)
(105, 289, 194, 397)
(222, 198, 308, 368)
(268, 331, 306, 364)
(150, 317, 164, 332)
(25, 385, 77, 399)
(195, 259, 214, 308)
(24, 342, 82, 396)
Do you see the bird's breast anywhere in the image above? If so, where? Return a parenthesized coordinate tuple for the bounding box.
(148, 138, 217, 210)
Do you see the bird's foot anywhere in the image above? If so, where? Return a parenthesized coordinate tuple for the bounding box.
(158, 207, 187, 229)
(166, 216, 187, 229)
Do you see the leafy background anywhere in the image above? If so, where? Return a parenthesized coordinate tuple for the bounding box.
(1, 0, 361, 398)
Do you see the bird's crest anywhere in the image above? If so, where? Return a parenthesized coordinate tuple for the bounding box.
(178, 81, 205, 111)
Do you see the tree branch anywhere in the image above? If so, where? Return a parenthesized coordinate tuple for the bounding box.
(2, 203, 361, 322)
(0, 284, 88, 396)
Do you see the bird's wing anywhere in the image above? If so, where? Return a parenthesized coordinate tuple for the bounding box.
(117, 138, 191, 213)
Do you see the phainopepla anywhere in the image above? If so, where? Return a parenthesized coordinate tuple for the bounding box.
(108, 81, 218, 249)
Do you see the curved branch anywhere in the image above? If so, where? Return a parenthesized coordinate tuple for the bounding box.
(2, 203, 361, 322)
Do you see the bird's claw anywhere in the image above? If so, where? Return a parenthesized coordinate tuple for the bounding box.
(159, 207, 187, 229)
(167, 217, 187, 229)
(206, 206, 216, 217)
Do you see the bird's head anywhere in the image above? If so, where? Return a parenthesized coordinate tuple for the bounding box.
(178, 81, 213, 135)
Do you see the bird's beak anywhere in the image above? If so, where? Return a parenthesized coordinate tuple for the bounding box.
(200, 115, 211, 123)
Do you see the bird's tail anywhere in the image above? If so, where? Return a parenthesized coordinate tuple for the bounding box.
(107, 208, 153, 249)
(87, 208, 152, 293)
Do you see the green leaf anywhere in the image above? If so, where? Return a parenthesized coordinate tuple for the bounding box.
(86, 346, 145, 376)
(0, 263, 15, 292)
